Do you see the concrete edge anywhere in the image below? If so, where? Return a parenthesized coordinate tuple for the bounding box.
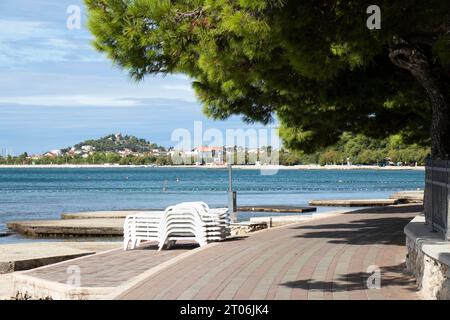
(309, 199, 399, 207)
(237, 209, 349, 237)
(248, 210, 349, 227)
(15, 245, 122, 274)
(61, 211, 165, 220)
(6, 220, 124, 237)
(11, 242, 220, 300)
(106, 242, 221, 300)
(404, 215, 450, 267)
(0, 251, 95, 274)
(12, 273, 114, 300)
(9, 245, 122, 299)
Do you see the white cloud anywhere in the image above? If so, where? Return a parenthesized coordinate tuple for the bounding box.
(0, 93, 199, 108)
(162, 84, 193, 92)
(0, 95, 140, 107)
(0, 19, 100, 67)
(0, 20, 45, 40)
(45, 38, 78, 50)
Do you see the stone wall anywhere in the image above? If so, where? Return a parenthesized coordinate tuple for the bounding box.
(405, 225, 450, 299)
(230, 222, 267, 236)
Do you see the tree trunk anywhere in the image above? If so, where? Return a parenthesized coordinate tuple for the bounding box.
(389, 42, 450, 232)
(413, 69, 450, 159)
(389, 43, 450, 159)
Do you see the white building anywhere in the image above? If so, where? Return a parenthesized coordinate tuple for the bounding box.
(81, 145, 94, 153)
(194, 146, 224, 165)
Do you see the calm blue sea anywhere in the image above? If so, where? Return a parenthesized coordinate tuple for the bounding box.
(0, 167, 424, 243)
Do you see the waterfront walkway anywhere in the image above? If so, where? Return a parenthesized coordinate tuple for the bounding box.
(13, 205, 421, 300)
(118, 205, 420, 300)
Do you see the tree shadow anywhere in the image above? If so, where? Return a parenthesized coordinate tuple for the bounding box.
(281, 263, 417, 293)
(342, 205, 423, 215)
(291, 205, 423, 245)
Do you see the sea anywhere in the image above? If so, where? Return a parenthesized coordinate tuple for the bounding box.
(0, 167, 424, 243)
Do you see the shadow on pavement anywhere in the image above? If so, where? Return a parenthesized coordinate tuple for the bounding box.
(290, 204, 422, 245)
(281, 263, 417, 293)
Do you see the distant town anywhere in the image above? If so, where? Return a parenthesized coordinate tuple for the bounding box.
(0, 133, 277, 166)
(0, 132, 430, 167)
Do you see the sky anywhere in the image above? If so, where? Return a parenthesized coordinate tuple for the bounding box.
(0, 0, 274, 155)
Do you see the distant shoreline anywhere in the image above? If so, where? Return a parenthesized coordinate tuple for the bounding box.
(0, 164, 425, 170)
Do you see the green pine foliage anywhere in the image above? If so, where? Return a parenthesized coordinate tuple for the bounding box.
(85, 0, 450, 155)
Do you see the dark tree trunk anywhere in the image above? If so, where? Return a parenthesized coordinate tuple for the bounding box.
(389, 42, 450, 159)
(411, 67, 450, 159)
(389, 41, 450, 231)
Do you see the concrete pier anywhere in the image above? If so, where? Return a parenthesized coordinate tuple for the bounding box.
(308, 199, 398, 207)
(61, 210, 162, 220)
(390, 190, 423, 203)
(237, 205, 316, 213)
(7, 219, 124, 237)
(8, 207, 318, 238)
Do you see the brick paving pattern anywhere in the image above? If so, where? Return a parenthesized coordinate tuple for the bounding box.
(118, 205, 421, 300)
(25, 243, 196, 287)
(22, 205, 421, 299)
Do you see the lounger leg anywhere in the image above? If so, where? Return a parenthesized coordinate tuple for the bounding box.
(167, 240, 176, 249)
(158, 240, 166, 251)
(130, 239, 137, 250)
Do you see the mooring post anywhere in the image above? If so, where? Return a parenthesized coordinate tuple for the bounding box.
(228, 152, 237, 223)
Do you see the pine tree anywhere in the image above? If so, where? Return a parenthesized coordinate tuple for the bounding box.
(85, 0, 450, 158)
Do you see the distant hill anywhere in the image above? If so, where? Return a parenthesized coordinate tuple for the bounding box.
(71, 133, 164, 153)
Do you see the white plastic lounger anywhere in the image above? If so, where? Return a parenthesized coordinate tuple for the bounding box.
(157, 202, 230, 250)
(123, 211, 164, 250)
(123, 202, 230, 251)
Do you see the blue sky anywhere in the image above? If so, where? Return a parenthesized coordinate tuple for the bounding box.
(0, 0, 272, 155)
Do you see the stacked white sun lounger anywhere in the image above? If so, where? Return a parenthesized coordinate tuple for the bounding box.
(158, 202, 230, 250)
(123, 211, 164, 250)
(123, 202, 230, 251)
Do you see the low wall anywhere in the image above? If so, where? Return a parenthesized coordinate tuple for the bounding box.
(405, 215, 450, 299)
(12, 274, 112, 300)
(230, 222, 267, 236)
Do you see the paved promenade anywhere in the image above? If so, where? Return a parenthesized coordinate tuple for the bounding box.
(12, 205, 421, 300)
(118, 205, 421, 300)
(25, 243, 195, 288)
